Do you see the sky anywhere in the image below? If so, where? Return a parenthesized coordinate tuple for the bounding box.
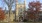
(0, 0, 42, 10)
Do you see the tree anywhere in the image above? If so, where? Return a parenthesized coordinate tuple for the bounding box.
(4, 0, 15, 22)
(0, 8, 5, 21)
(28, 1, 41, 21)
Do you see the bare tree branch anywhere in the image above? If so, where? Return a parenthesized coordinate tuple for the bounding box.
(4, 0, 9, 5)
(11, 0, 15, 4)
(4, 0, 15, 6)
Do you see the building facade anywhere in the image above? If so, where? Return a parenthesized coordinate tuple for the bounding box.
(16, 3, 25, 21)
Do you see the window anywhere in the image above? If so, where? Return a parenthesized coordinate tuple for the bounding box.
(20, 9, 22, 11)
(19, 8, 22, 12)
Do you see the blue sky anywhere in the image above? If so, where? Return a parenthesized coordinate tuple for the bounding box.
(0, 0, 42, 10)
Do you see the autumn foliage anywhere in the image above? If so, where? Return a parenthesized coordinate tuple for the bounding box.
(0, 8, 5, 20)
(28, 1, 41, 19)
